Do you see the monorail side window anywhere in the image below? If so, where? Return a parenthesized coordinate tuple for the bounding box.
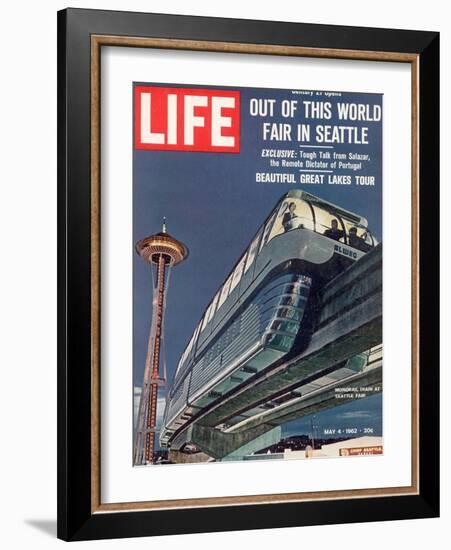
(194, 321, 203, 343)
(230, 254, 247, 293)
(185, 334, 195, 356)
(175, 355, 184, 375)
(218, 273, 233, 310)
(267, 198, 315, 242)
(207, 291, 220, 323)
(201, 306, 211, 331)
(311, 205, 346, 240)
(244, 228, 263, 274)
(340, 217, 373, 249)
(259, 212, 277, 252)
(190, 323, 202, 355)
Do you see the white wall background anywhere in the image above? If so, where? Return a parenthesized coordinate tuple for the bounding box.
(0, 1, 447, 548)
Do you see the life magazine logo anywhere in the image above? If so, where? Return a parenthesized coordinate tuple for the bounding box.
(134, 86, 240, 152)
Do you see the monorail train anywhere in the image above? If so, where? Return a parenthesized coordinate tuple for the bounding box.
(160, 190, 378, 448)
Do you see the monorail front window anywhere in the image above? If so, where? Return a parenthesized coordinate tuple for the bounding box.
(340, 217, 375, 251)
(311, 204, 346, 241)
(268, 198, 315, 242)
(259, 195, 377, 252)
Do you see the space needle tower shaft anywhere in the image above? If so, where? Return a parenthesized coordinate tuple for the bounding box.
(134, 219, 188, 466)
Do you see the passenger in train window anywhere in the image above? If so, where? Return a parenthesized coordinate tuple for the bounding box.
(282, 202, 298, 232)
(348, 226, 362, 249)
(323, 219, 344, 241)
(348, 227, 371, 252)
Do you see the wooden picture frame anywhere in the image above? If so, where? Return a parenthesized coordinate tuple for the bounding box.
(57, 8, 439, 541)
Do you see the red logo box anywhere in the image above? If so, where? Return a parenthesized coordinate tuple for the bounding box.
(134, 86, 240, 153)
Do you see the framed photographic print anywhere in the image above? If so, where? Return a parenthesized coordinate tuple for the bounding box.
(57, 8, 439, 541)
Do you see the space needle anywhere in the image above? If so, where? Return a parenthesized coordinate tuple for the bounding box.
(133, 218, 188, 465)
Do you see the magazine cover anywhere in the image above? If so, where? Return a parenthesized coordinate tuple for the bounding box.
(132, 83, 383, 466)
